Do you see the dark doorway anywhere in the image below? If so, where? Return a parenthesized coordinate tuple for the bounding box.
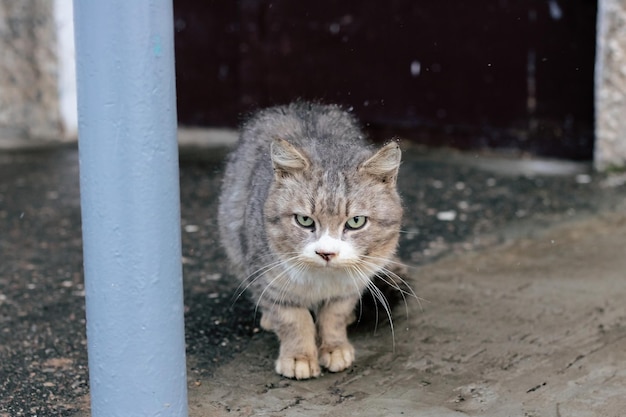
(173, 0, 597, 160)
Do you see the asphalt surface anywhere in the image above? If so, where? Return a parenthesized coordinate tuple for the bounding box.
(1, 143, 626, 416)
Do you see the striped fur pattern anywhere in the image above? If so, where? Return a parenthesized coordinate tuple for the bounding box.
(218, 102, 403, 379)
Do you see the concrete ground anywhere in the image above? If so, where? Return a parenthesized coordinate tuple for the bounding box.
(1, 142, 626, 416)
(188, 211, 626, 417)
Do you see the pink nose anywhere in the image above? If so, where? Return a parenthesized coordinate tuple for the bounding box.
(315, 251, 337, 262)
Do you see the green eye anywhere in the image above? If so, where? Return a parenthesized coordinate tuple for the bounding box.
(345, 216, 367, 230)
(295, 214, 315, 229)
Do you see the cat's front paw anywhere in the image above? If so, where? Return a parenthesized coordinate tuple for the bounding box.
(319, 343, 355, 373)
(275, 355, 321, 380)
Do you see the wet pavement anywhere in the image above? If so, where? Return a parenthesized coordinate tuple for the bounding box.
(1, 142, 626, 416)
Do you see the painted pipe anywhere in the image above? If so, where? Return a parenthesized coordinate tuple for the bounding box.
(73, 1, 188, 416)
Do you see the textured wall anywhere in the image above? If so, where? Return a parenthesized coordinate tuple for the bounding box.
(0, 1, 61, 145)
(595, 0, 626, 170)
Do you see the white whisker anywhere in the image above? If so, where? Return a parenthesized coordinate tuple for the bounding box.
(230, 252, 301, 307)
(354, 264, 395, 350)
(276, 261, 307, 307)
(253, 254, 309, 317)
(254, 266, 291, 318)
(358, 259, 417, 321)
(360, 255, 426, 310)
(345, 267, 366, 325)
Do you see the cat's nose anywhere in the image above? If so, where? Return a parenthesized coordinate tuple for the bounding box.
(315, 250, 337, 262)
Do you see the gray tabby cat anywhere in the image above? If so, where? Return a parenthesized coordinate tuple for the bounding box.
(218, 102, 403, 379)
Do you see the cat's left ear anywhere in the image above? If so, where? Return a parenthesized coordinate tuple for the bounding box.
(271, 138, 310, 178)
(359, 141, 401, 185)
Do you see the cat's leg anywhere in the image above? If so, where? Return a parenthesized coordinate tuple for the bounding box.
(317, 296, 358, 373)
(260, 307, 320, 380)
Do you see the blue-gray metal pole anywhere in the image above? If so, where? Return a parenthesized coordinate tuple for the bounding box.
(73, 1, 188, 416)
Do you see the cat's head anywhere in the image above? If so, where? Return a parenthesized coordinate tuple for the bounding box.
(264, 138, 403, 279)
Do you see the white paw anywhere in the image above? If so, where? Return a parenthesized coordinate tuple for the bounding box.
(275, 355, 321, 380)
(319, 343, 355, 373)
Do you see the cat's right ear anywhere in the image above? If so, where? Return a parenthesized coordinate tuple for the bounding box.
(270, 138, 310, 178)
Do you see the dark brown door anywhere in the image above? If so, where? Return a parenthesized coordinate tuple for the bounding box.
(174, 0, 597, 160)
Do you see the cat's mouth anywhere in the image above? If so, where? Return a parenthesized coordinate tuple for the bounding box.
(309, 259, 338, 268)
(307, 257, 359, 270)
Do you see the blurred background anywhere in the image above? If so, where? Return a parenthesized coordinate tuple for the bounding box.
(174, 0, 596, 160)
(0, 0, 623, 167)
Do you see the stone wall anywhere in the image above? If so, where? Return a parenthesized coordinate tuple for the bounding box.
(0, 1, 61, 147)
(595, 0, 626, 170)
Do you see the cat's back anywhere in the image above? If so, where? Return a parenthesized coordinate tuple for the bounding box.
(234, 102, 367, 169)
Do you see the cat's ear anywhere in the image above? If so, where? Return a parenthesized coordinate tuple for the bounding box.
(359, 141, 401, 185)
(270, 138, 310, 178)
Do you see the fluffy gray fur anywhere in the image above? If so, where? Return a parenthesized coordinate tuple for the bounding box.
(218, 102, 404, 379)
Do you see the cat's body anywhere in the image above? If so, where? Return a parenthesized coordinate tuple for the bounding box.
(218, 102, 403, 379)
